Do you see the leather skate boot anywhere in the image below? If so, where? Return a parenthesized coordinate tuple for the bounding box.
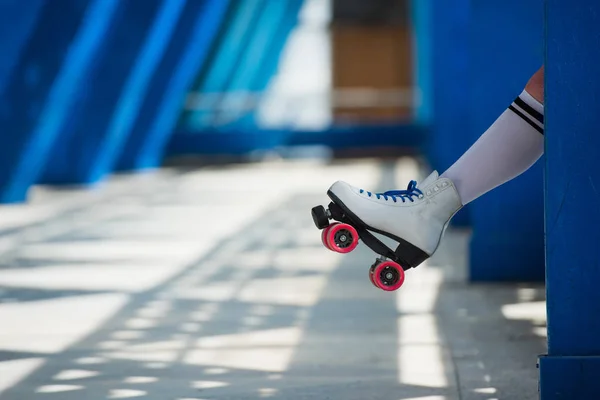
(326, 171, 463, 264)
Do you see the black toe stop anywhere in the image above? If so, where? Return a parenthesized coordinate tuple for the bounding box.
(311, 205, 329, 229)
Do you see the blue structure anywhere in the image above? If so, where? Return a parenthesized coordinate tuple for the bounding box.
(168, 0, 308, 154)
(421, 0, 470, 227)
(216, 0, 297, 127)
(1, 0, 600, 396)
(116, 0, 231, 171)
(0, 0, 116, 202)
(40, 0, 184, 185)
(420, 0, 545, 279)
(538, 0, 600, 397)
(184, 0, 265, 130)
(0, 0, 46, 95)
(168, 0, 429, 157)
(465, 0, 545, 281)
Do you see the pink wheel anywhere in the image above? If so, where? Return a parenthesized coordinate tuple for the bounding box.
(372, 261, 405, 291)
(325, 223, 359, 253)
(368, 265, 378, 288)
(321, 224, 334, 250)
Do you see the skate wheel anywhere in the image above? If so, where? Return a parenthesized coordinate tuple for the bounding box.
(368, 265, 378, 287)
(325, 223, 359, 253)
(321, 224, 333, 250)
(372, 261, 405, 291)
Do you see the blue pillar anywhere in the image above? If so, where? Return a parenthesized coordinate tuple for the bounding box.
(467, 0, 545, 281)
(184, 0, 265, 130)
(215, 0, 292, 126)
(0, 0, 46, 95)
(0, 0, 118, 203)
(243, 0, 304, 126)
(538, 0, 600, 397)
(410, 0, 433, 126)
(425, 0, 471, 226)
(165, 0, 303, 155)
(223, 0, 304, 128)
(116, 0, 232, 171)
(40, 0, 186, 185)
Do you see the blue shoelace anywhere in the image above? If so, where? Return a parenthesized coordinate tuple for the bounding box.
(359, 180, 423, 203)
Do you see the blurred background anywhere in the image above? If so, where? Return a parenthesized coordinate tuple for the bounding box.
(0, 0, 549, 399)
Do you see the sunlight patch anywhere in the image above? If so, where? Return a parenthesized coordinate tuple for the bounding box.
(196, 327, 302, 348)
(185, 348, 295, 373)
(204, 368, 229, 375)
(108, 389, 147, 398)
(54, 369, 99, 380)
(191, 380, 229, 389)
(74, 357, 107, 365)
(0, 358, 45, 396)
(398, 345, 449, 388)
(259, 387, 278, 397)
(238, 276, 327, 306)
(473, 387, 497, 394)
(36, 385, 83, 393)
(123, 376, 158, 384)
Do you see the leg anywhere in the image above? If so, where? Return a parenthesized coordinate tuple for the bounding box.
(441, 66, 545, 204)
(525, 65, 544, 103)
(326, 67, 545, 262)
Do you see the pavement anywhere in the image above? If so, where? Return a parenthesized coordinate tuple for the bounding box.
(0, 157, 547, 400)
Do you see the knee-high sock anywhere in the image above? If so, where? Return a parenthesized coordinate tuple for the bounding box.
(440, 90, 544, 205)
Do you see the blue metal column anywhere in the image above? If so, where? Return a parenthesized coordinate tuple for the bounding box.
(467, 0, 545, 281)
(116, 0, 232, 171)
(216, 0, 293, 126)
(166, 0, 303, 155)
(424, 0, 471, 226)
(184, 0, 265, 130)
(409, 0, 433, 126)
(0, 0, 46, 95)
(0, 0, 118, 203)
(538, 0, 600, 397)
(40, 0, 186, 185)
(243, 0, 304, 125)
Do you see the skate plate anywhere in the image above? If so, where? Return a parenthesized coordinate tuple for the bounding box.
(311, 194, 430, 292)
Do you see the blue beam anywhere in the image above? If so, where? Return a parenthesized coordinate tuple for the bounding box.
(466, 0, 545, 281)
(40, 0, 177, 185)
(91, 0, 187, 181)
(409, 0, 433, 125)
(116, 0, 232, 171)
(184, 0, 265, 130)
(0, 0, 46, 95)
(41, 0, 186, 184)
(249, 0, 304, 94)
(198, 0, 303, 130)
(167, 123, 427, 156)
(241, 0, 304, 127)
(0, 0, 118, 203)
(215, 0, 290, 126)
(425, 0, 470, 226)
(539, 0, 600, 397)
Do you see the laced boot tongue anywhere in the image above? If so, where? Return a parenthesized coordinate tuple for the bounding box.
(417, 171, 439, 189)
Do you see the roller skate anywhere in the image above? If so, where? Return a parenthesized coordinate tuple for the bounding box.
(311, 171, 462, 291)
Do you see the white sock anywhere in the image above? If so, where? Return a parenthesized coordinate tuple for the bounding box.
(440, 90, 544, 205)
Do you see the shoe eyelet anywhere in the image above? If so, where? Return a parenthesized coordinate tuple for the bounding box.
(442, 181, 448, 187)
(434, 186, 439, 192)
(418, 194, 424, 199)
(426, 191, 431, 196)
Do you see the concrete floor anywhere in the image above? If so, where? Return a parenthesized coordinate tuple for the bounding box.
(0, 157, 547, 400)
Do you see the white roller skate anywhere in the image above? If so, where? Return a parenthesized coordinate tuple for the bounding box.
(311, 171, 462, 291)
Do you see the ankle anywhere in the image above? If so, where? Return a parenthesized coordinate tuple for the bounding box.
(525, 66, 544, 104)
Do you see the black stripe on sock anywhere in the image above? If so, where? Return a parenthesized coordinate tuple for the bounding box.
(514, 96, 544, 124)
(508, 105, 544, 135)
